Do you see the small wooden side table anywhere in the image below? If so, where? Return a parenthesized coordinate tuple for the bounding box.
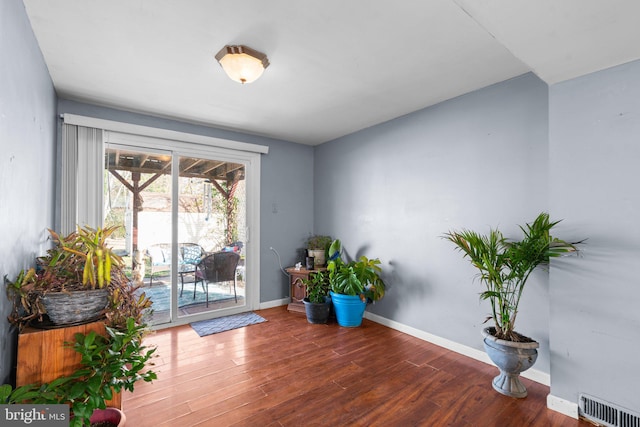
(286, 267, 326, 313)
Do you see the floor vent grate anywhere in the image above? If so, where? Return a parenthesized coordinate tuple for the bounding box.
(579, 393, 640, 427)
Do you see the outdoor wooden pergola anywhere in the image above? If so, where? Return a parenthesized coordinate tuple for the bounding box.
(104, 148, 244, 280)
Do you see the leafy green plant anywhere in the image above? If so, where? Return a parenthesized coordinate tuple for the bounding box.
(0, 382, 51, 404)
(326, 239, 385, 303)
(0, 317, 157, 427)
(306, 235, 332, 250)
(58, 225, 120, 288)
(5, 225, 152, 330)
(4, 267, 44, 327)
(302, 270, 329, 303)
(443, 212, 579, 342)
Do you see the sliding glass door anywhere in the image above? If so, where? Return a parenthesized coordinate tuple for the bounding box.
(175, 155, 246, 320)
(104, 146, 249, 326)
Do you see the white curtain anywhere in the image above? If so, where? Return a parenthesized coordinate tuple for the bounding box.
(61, 123, 104, 234)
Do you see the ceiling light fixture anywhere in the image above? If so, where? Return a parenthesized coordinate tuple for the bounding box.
(215, 45, 269, 84)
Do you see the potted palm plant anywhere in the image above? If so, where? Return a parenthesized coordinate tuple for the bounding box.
(301, 270, 331, 324)
(327, 239, 386, 327)
(443, 212, 580, 398)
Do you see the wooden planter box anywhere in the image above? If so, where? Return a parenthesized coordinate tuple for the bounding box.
(16, 321, 122, 409)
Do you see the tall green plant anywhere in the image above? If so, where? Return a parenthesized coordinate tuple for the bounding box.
(443, 212, 578, 342)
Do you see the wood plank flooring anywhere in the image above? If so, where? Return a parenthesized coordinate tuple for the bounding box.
(122, 306, 592, 426)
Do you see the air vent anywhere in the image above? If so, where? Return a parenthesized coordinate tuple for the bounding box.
(579, 393, 640, 427)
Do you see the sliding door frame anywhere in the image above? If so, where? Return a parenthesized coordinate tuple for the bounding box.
(105, 132, 261, 327)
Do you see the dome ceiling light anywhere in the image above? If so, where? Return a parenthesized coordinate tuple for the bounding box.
(215, 45, 270, 84)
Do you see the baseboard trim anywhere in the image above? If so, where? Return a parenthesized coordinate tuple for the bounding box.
(259, 298, 289, 310)
(547, 394, 579, 419)
(363, 311, 550, 386)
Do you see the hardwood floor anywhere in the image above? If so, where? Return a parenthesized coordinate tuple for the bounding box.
(123, 306, 592, 426)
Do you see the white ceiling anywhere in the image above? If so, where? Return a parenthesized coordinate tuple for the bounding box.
(22, 0, 640, 145)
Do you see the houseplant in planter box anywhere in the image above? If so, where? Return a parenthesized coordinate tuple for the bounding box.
(443, 212, 579, 398)
(327, 239, 385, 327)
(0, 317, 157, 427)
(301, 270, 331, 324)
(4, 225, 154, 426)
(306, 235, 332, 267)
(6, 225, 135, 329)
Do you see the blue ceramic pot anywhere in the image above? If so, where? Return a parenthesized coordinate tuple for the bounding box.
(330, 291, 366, 327)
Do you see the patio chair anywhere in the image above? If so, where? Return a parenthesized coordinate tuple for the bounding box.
(147, 243, 205, 287)
(196, 251, 240, 306)
(146, 243, 171, 287)
(181, 243, 205, 266)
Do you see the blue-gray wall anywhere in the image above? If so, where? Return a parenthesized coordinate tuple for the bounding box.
(0, 0, 57, 384)
(549, 59, 640, 412)
(315, 73, 554, 371)
(316, 65, 640, 412)
(57, 100, 314, 303)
